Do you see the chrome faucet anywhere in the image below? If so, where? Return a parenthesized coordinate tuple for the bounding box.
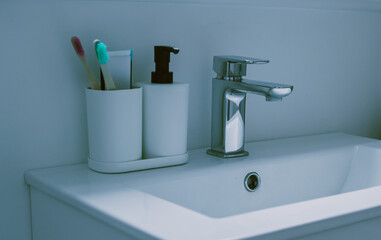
(207, 56, 294, 158)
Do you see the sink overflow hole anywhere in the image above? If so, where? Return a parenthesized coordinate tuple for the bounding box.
(244, 172, 261, 192)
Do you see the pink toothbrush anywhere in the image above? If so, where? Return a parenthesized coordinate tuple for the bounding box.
(71, 36, 101, 90)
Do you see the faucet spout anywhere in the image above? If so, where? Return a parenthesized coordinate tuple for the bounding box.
(235, 79, 293, 101)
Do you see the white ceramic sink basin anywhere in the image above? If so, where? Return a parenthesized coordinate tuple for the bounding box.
(25, 133, 381, 240)
(134, 138, 381, 218)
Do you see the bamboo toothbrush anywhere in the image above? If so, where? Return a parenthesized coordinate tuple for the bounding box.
(94, 39, 116, 90)
(71, 36, 101, 90)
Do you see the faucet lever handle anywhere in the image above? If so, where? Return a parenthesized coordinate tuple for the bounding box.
(213, 55, 269, 80)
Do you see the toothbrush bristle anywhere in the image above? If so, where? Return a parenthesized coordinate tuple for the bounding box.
(71, 36, 84, 56)
(95, 42, 109, 64)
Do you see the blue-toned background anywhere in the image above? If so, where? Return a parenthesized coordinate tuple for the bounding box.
(1, 1, 381, 239)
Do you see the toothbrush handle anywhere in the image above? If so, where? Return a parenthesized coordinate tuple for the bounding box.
(100, 68, 105, 90)
(100, 64, 116, 90)
(80, 57, 101, 90)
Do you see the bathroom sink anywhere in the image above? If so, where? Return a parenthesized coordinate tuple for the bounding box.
(25, 133, 381, 240)
(133, 136, 381, 219)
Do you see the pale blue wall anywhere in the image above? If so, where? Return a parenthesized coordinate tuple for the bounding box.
(1, 2, 381, 239)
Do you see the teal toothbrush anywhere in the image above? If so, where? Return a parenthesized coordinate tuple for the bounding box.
(94, 39, 116, 90)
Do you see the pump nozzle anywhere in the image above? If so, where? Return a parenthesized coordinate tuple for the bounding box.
(152, 46, 180, 84)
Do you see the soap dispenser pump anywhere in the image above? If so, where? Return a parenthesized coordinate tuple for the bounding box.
(136, 45, 189, 159)
(152, 46, 179, 84)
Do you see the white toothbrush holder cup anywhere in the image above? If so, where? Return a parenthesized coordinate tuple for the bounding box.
(86, 88, 142, 172)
